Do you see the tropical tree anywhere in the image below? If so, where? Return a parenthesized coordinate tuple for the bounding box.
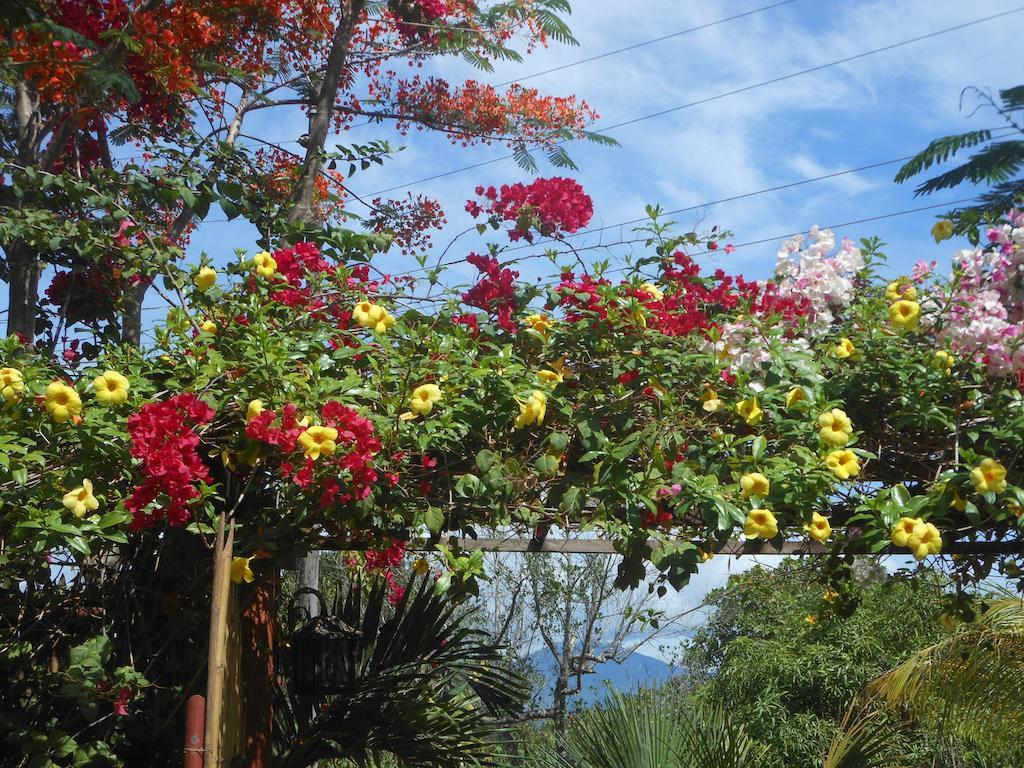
(1, 0, 604, 343)
(895, 84, 1024, 240)
(861, 589, 1024, 760)
(681, 559, 1023, 767)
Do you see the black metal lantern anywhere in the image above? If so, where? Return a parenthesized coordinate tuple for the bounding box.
(284, 588, 362, 695)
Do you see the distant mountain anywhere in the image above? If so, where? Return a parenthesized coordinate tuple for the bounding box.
(526, 648, 676, 707)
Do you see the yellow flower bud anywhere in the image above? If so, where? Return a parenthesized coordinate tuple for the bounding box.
(933, 349, 954, 375)
(246, 399, 265, 422)
(201, 319, 218, 334)
(194, 267, 217, 291)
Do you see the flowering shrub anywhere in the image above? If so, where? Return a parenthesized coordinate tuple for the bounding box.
(2, 193, 1023, 605)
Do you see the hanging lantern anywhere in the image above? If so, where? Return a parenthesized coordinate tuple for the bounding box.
(283, 588, 362, 695)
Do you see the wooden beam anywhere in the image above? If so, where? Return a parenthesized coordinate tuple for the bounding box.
(318, 536, 1023, 556)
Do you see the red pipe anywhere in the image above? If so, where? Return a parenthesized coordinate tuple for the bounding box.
(184, 694, 205, 768)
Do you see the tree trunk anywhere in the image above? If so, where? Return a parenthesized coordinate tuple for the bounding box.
(286, 0, 366, 226)
(295, 550, 321, 619)
(240, 560, 277, 768)
(5, 240, 40, 339)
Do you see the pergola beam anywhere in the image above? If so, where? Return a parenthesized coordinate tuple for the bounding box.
(319, 536, 1022, 556)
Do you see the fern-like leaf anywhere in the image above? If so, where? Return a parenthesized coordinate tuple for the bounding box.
(911, 140, 1024, 196)
(894, 130, 993, 183)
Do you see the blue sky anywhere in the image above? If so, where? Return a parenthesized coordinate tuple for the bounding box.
(168, 0, 1024, 298)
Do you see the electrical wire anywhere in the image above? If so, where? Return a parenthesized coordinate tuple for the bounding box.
(492, 0, 801, 87)
(361, 7, 1024, 196)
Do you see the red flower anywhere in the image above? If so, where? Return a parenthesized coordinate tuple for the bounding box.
(126, 394, 215, 530)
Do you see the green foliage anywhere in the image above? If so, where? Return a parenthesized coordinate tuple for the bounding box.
(895, 84, 1024, 239)
(681, 560, 943, 767)
(864, 590, 1024, 751)
(274, 576, 527, 768)
(533, 691, 764, 768)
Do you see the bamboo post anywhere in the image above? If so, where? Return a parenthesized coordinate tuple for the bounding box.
(204, 514, 234, 768)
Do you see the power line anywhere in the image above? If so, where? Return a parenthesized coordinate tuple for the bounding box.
(195, 150, 913, 226)
(362, 6, 1024, 197)
(493, 0, 800, 87)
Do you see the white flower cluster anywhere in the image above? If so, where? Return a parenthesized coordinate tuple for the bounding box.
(774, 226, 864, 336)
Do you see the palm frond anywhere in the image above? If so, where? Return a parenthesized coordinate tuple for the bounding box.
(823, 706, 906, 768)
(534, 691, 762, 768)
(273, 576, 527, 768)
(863, 593, 1024, 750)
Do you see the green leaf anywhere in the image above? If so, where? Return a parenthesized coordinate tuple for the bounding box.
(424, 506, 445, 535)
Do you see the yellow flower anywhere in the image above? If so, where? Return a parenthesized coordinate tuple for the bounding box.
(832, 337, 856, 359)
(230, 556, 255, 584)
(804, 614, 818, 625)
(818, 409, 853, 447)
(823, 588, 839, 603)
(950, 488, 967, 512)
(785, 387, 806, 408)
(804, 512, 832, 542)
(194, 267, 217, 291)
(246, 399, 265, 422)
(700, 388, 722, 413)
(92, 370, 129, 405)
(515, 390, 547, 429)
(890, 516, 920, 547)
(639, 283, 664, 301)
(62, 479, 99, 518)
(825, 449, 860, 480)
(736, 398, 763, 426)
(1, 367, 25, 402)
(909, 520, 942, 561)
(45, 381, 83, 423)
(547, 356, 573, 380)
(253, 251, 277, 278)
(743, 508, 778, 539)
(698, 548, 714, 563)
(884, 279, 917, 302)
(524, 314, 554, 338)
(410, 384, 442, 416)
(739, 472, 770, 499)
(889, 299, 921, 331)
(931, 219, 954, 243)
(933, 349, 954, 375)
(201, 319, 218, 334)
(537, 369, 564, 386)
(297, 425, 338, 460)
(971, 458, 1007, 494)
(353, 301, 395, 334)
(413, 557, 431, 575)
